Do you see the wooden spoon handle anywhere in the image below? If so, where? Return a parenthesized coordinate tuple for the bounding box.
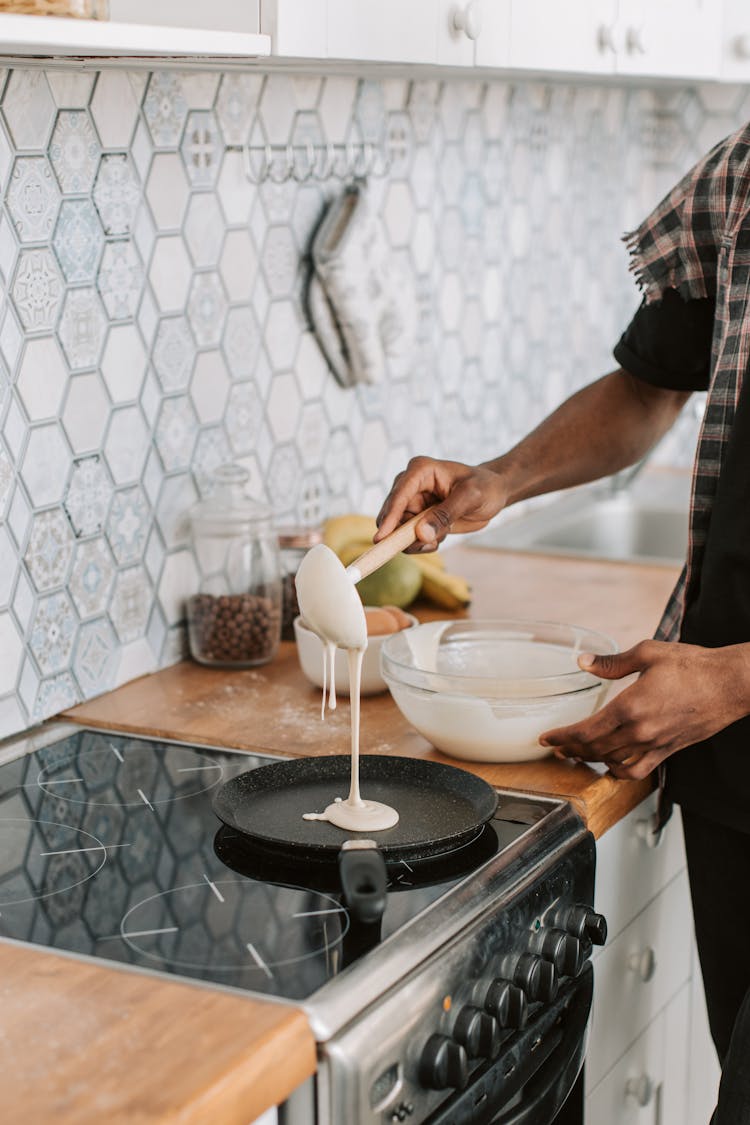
(345, 510, 431, 583)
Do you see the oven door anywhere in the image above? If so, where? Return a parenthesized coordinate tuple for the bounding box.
(426, 964, 592, 1125)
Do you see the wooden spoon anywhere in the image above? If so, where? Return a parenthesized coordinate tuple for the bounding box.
(345, 510, 435, 583)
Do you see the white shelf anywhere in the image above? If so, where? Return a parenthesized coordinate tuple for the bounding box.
(0, 12, 270, 62)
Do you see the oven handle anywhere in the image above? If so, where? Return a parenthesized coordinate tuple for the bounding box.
(426, 963, 593, 1125)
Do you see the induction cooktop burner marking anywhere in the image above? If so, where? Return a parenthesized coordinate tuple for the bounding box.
(38, 843, 130, 857)
(293, 907, 346, 918)
(246, 942, 273, 978)
(120, 880, 350, 973)
(0, 818, 108, 906)
(36, 742, 225, 807)
(203, 874, 225, 903)
(400, 859, 413, 872)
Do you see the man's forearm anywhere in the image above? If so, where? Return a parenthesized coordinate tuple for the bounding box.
(484, 369, 691, 507)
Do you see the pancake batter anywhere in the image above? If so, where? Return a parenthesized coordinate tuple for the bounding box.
(295, 543, 399, 831)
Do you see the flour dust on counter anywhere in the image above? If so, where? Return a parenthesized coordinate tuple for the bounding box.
(295, 543, 399, 832)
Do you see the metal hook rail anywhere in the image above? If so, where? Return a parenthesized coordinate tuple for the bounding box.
(234, 140, 398, 185)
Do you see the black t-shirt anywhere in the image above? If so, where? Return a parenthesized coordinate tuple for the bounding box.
(614, 288, 750, 832)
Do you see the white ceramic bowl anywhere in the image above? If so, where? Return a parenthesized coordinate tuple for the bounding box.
(293, 610, 418, 696)
(380, 619, 617, 763)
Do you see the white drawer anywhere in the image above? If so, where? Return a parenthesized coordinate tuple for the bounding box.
(586, 870, 692, 1090)
(595, 794, 686, 941)
(585, 982, 690, 1125)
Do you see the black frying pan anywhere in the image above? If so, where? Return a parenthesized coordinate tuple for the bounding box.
(212, 754, 498, 865)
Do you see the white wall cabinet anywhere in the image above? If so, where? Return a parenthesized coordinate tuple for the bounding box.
(720, 0, 750, 81)
(588, 795, 720, 1125)
(614, 0, 721, 80)
(508, 0, 618, 77)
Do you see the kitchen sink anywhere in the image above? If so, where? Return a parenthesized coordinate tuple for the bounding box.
(477, 470, 691, 566)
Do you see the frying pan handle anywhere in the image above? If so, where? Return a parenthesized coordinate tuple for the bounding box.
(339, 839, 387, 925)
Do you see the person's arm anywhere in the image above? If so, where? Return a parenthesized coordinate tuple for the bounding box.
(375, 368, 690, 546)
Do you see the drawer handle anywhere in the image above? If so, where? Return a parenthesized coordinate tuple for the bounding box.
(625, 1074, 654, 1107)
(635, 815, 664, 849)
(628, 947, 656, 982)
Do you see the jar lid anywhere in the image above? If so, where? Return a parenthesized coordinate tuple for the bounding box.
(190, 464, 272, 534)
(277, 525, 323, 549)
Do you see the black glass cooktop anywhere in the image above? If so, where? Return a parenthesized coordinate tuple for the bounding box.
(0, 730, 542, 1002)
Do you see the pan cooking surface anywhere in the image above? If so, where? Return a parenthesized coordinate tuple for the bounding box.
(212, 754, 498, 860)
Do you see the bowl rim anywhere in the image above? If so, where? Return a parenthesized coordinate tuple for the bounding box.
(379, 617, 618, 699)
(293, 609, 419, 640)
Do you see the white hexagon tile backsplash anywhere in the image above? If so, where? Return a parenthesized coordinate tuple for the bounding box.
(0, 66, 742, 736)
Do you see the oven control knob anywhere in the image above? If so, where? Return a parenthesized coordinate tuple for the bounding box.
(453, 1004, 502, 1059)
(513, 952, 558, 1003)
(483, 979, 528, 1029)
(529, 929, 585, 978)
(557, 905, 608, 946)
(418, 1034, 469, 1091)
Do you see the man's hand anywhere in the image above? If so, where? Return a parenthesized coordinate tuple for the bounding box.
(539, 640, 750, 780)
(375, 456, 507, 550)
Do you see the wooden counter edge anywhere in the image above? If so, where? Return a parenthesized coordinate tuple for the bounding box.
(0, 939, 316, 1125)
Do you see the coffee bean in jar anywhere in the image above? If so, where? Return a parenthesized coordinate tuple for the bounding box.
(187, 592, 281, 666)
(187, 464, 282, 668)
(277, 525, 323, 641)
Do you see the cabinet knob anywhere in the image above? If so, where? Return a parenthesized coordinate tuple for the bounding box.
(597, 23, 617, 54)
(625, 25, 646, 56)
(452, 1, 483, 41)
(625, 1074, 655, 1107)
(628, 946, 657, 983)
(734, 34, 750, 60)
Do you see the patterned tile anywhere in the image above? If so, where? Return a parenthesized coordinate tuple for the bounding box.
(155, 473, 197, 550)
(2, 71, 55, 150)
(187, 272, 227, 348)
(180, 110, 222, 188)
(110, 564, 151, 643)
(0, 441, 12, 518)
(154, 395, 198, 472)
(192, 426, 231, 495)
(49, 111, 100, 195)
(33, 671, 79, 722)
(216, 74, 263, 146)
(0, 525, 17, 609)
(143, 72, 188, 149)
(23, 508, 73, 593)
(7, 157, 60, 243)
(267, 443, 302, 514)
(226, 381, 263, 455)
(222, 305, 261, 381)
(93, 154, 140, 237)
(11, 249, 63, 332)
(30, 591, 76, 676)
(69, 537, 115, 619)
(73, 616, 118, 696)
(106, 485, 150, 566)
(152, 316, 195, 393)
(16, 335, 67, 421)
(59, 287, 106, 370)
(63, 455, 113, 538)
(97, 239, 143, 321)
(261, 225, 297, 298)
(53, 199, 104, 285)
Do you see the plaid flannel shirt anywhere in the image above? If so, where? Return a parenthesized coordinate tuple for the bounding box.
(625, 121, 750, 642)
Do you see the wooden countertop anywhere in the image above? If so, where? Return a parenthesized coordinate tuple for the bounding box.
(67, 545, 679, 838)
(4, 544, 679, 1125)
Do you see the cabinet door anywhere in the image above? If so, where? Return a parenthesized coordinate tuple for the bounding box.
(509, 0, 618, 75)
(110, 0, 260, 31)
(473, 0, 511, 68)
(261, 0, 326, 57)
(327, 0, 437, 63)
(615, 0, 721, 80)
(721, 0, 750, 81)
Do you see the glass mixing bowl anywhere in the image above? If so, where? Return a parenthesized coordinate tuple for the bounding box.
(380, 619, 618, 763)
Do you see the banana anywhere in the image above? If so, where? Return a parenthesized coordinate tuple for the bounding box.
(413, 550, 446, 574)
(419, 568, 472, 610)
(323, 515, 377, 556)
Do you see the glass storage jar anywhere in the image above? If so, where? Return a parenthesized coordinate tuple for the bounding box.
(187, 464, 281, 667)
(277, 525, 323, 641)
